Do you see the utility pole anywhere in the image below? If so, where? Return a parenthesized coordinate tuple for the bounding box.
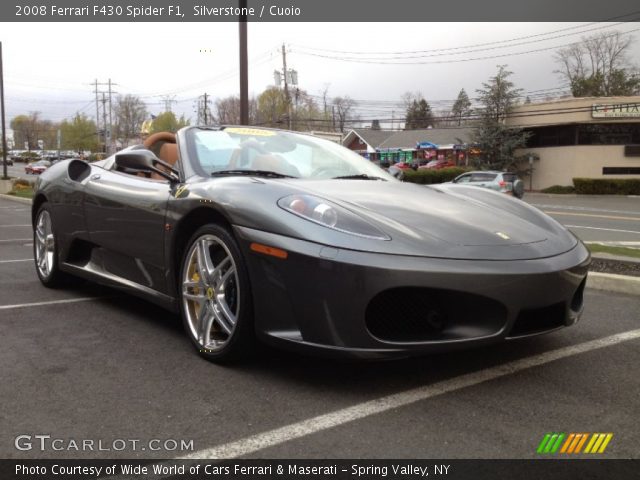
(281, 44, 291, 129)
(94, 79, 99, 144)
(101, 93, 108, 154)
(90, 79, 117, 154)
(196, 93, 211, 125)
(161, 94, 176, 113)
(108, 79, 114, 153)
(0, 41, 8, 180)
(239, 0, 249, 125)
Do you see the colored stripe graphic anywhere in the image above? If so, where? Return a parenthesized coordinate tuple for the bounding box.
(585, 433, 614, 453)
(538, 433, 613, 454)
(574, 433, 588, 453)
(584, 434, 598, 453)
(537, 434, 552, 454)
(544, 434, 559, 453)
(550, 433, 565, 453)
(537, 433, 566, 454)
(560, 433, 575, 453)
(598, 434, 613, 453)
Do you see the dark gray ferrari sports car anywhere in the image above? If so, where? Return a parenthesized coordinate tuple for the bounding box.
(32, 126, 590, 361)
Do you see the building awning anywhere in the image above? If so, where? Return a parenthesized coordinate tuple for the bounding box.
(416, 141, 438, 149)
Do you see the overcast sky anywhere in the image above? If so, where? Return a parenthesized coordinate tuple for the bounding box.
(1, 21, 639, 130)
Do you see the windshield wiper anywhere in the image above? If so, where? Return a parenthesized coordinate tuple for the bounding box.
(211, 169, 298, 179)
(331, 174, 386, 181)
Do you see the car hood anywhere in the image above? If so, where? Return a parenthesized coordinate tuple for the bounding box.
(282, 180, 578, 260)
(194, 177, 579, 261)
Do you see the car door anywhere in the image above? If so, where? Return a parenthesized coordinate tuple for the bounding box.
(83, 164, 170, 293)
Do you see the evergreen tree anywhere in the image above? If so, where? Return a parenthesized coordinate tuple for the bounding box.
(451, 89, 472, 126)
(405, 99, 433, 129)
(472, 65, 533, 172)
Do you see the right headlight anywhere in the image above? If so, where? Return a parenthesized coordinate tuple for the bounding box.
(278, 194, 390, 240)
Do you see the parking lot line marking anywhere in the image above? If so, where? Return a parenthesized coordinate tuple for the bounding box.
(565, 225, 640, 235)
(544, 211, 640, 222)
(0, 259, 32, 263)
(0, 224, 31, 227)
(0, 297, 105, 310)
(181, 329, 640, 460)
(0, 238, 30, 242)
(532, 204, 639, 216)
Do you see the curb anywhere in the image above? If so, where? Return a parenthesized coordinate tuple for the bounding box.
(0, 194, 33, 205)
(587, 272, 640, 296)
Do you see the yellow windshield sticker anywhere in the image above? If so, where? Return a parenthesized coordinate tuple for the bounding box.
(225, 127, 275, 137)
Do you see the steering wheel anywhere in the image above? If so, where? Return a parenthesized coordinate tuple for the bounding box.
(228, 139, 267, 169)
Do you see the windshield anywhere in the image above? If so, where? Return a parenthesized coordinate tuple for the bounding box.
(189, 127, 395, 181)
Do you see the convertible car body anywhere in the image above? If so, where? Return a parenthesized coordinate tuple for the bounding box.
(32, 126, 590, 361)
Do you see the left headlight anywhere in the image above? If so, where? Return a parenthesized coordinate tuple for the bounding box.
(278, 194, 390, 240)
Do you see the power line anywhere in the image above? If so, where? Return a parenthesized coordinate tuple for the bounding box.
(291, 15, 640, 56)
(292, 27, 640, 65)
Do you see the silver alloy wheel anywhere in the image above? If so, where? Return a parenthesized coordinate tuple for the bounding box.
(35, 210, 55, 279)
(182, 234, 240, 351)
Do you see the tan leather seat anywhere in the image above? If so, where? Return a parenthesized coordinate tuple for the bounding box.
(159, 143, 179, 166)
(143, 132, 178, 180)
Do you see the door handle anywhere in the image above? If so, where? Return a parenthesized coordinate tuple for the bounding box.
(90, 174, 101, 181)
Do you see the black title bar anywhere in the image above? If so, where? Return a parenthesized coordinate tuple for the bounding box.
(1, 459, 639, 480)
(3, 0, 640, 22)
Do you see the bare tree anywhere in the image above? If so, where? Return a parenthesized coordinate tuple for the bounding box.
(332, 96, 357, 133)
(320, 83, 331, 118)
(114, 95, 147, 146)
(555, 31, 640, 96)
(214, 95, 257, 125)
(10, 112, 57, 150)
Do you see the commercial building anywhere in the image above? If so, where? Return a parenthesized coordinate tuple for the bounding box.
(509, 96, 640, 190)
(342, 127, 473, 165)
(344, 96, 640, 190)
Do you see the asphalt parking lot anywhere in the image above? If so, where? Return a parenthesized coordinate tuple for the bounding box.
(0, 195, 639, 461)
(526, 193, 640, 243)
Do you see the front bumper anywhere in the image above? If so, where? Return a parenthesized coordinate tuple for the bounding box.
(234, 226, 591, 359)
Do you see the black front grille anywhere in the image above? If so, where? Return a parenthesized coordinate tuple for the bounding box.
(509, 302, 566, 337)
(365, 287, 506, 343)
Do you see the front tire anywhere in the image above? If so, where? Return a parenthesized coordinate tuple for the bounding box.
(33, 203, 68, 288)
(179, 224, 254, 362)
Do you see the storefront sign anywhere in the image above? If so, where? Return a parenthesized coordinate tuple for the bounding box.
(592, 103, 640, 118)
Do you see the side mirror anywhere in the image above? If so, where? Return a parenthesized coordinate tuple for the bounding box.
(115, 150, 178, 182)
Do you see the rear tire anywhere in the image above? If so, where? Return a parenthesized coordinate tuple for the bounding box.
(179, 224, 255, 363)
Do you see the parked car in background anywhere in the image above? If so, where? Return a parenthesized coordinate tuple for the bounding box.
(451, 171, 525, 199)
(2, 158, 14, 166)
(421, 159, 456, 170)
(392, 162, 415, 170)
(25, 160, 51, 175)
